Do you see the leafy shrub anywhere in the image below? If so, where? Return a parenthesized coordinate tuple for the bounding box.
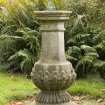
(0, 0, 40, 75)
(1, 0, 105, 79)
(65, 13, 105, 78)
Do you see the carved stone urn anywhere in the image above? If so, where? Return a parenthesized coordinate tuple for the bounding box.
(31, 11, 76, 105)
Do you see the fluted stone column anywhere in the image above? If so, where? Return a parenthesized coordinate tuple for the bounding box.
(31, 11, 76, 105)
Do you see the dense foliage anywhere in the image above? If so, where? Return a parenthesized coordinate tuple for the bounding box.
(65, 0, 105, 78)
(0, 0, 40, 76)
(0, 0, 105, 78)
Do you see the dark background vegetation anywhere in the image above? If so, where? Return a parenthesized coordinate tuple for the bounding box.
(0, 0, 105, 79)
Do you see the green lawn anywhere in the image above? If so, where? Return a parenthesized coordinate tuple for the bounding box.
(0, 70, 36, 105)
(0, 70, 105, 105)
(69, 75, 105, 97)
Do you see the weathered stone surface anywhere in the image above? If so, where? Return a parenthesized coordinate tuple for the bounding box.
(31, 11, 76, 105)
(32, 62, 76, 90)
(34, 11, 72, 21)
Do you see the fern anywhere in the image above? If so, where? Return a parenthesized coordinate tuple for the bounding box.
(0, 26, 40, 74)
(1, 25, 17, 35)
(0, 38, 17, 63)
(8, 49, 36, 75)
(0, 0, 40, 75)
(80, 45, 98, 55)
(65, 11, 105, 78)
(93, 60, 105, 79)
(66, 46, 81, 59)
(75, 56, 94, 78)
(16, 27, 40, 55)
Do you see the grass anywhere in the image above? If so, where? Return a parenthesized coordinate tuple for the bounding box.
(68, 75, 105, 98)
(0, 70, 36, 105)
(0, 69, 105, 105)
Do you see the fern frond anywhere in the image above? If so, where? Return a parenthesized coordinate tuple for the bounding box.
(66, 54, 78, 62)
(66, 46, 81, 59)
(76, 56, 94, 71)
(81, 45, 97, 53)
(85, 52, 99, 58)
(94, 41, 105, 50)
(0, 35, 24, 40)
(1, 25, 17, 35)
(93, 60, 105, 69)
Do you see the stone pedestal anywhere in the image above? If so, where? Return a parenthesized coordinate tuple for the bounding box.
(31, 11, 76, 105)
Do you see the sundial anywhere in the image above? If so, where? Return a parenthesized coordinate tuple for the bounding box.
(47, 0, 56, 10)
(31, 1, 77, 105)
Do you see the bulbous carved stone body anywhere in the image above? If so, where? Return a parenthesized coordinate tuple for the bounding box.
(32, 61, 76, 91)
(31, 11, 76, 105)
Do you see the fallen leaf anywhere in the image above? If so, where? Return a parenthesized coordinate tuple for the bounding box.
(6, 101, 22, 105)
(73, 96, 80, 101)
(97, 99, 103, 103)
(101, 89, 105, 93)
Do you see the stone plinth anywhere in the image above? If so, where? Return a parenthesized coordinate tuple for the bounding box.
(31, 11, 76, 105)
